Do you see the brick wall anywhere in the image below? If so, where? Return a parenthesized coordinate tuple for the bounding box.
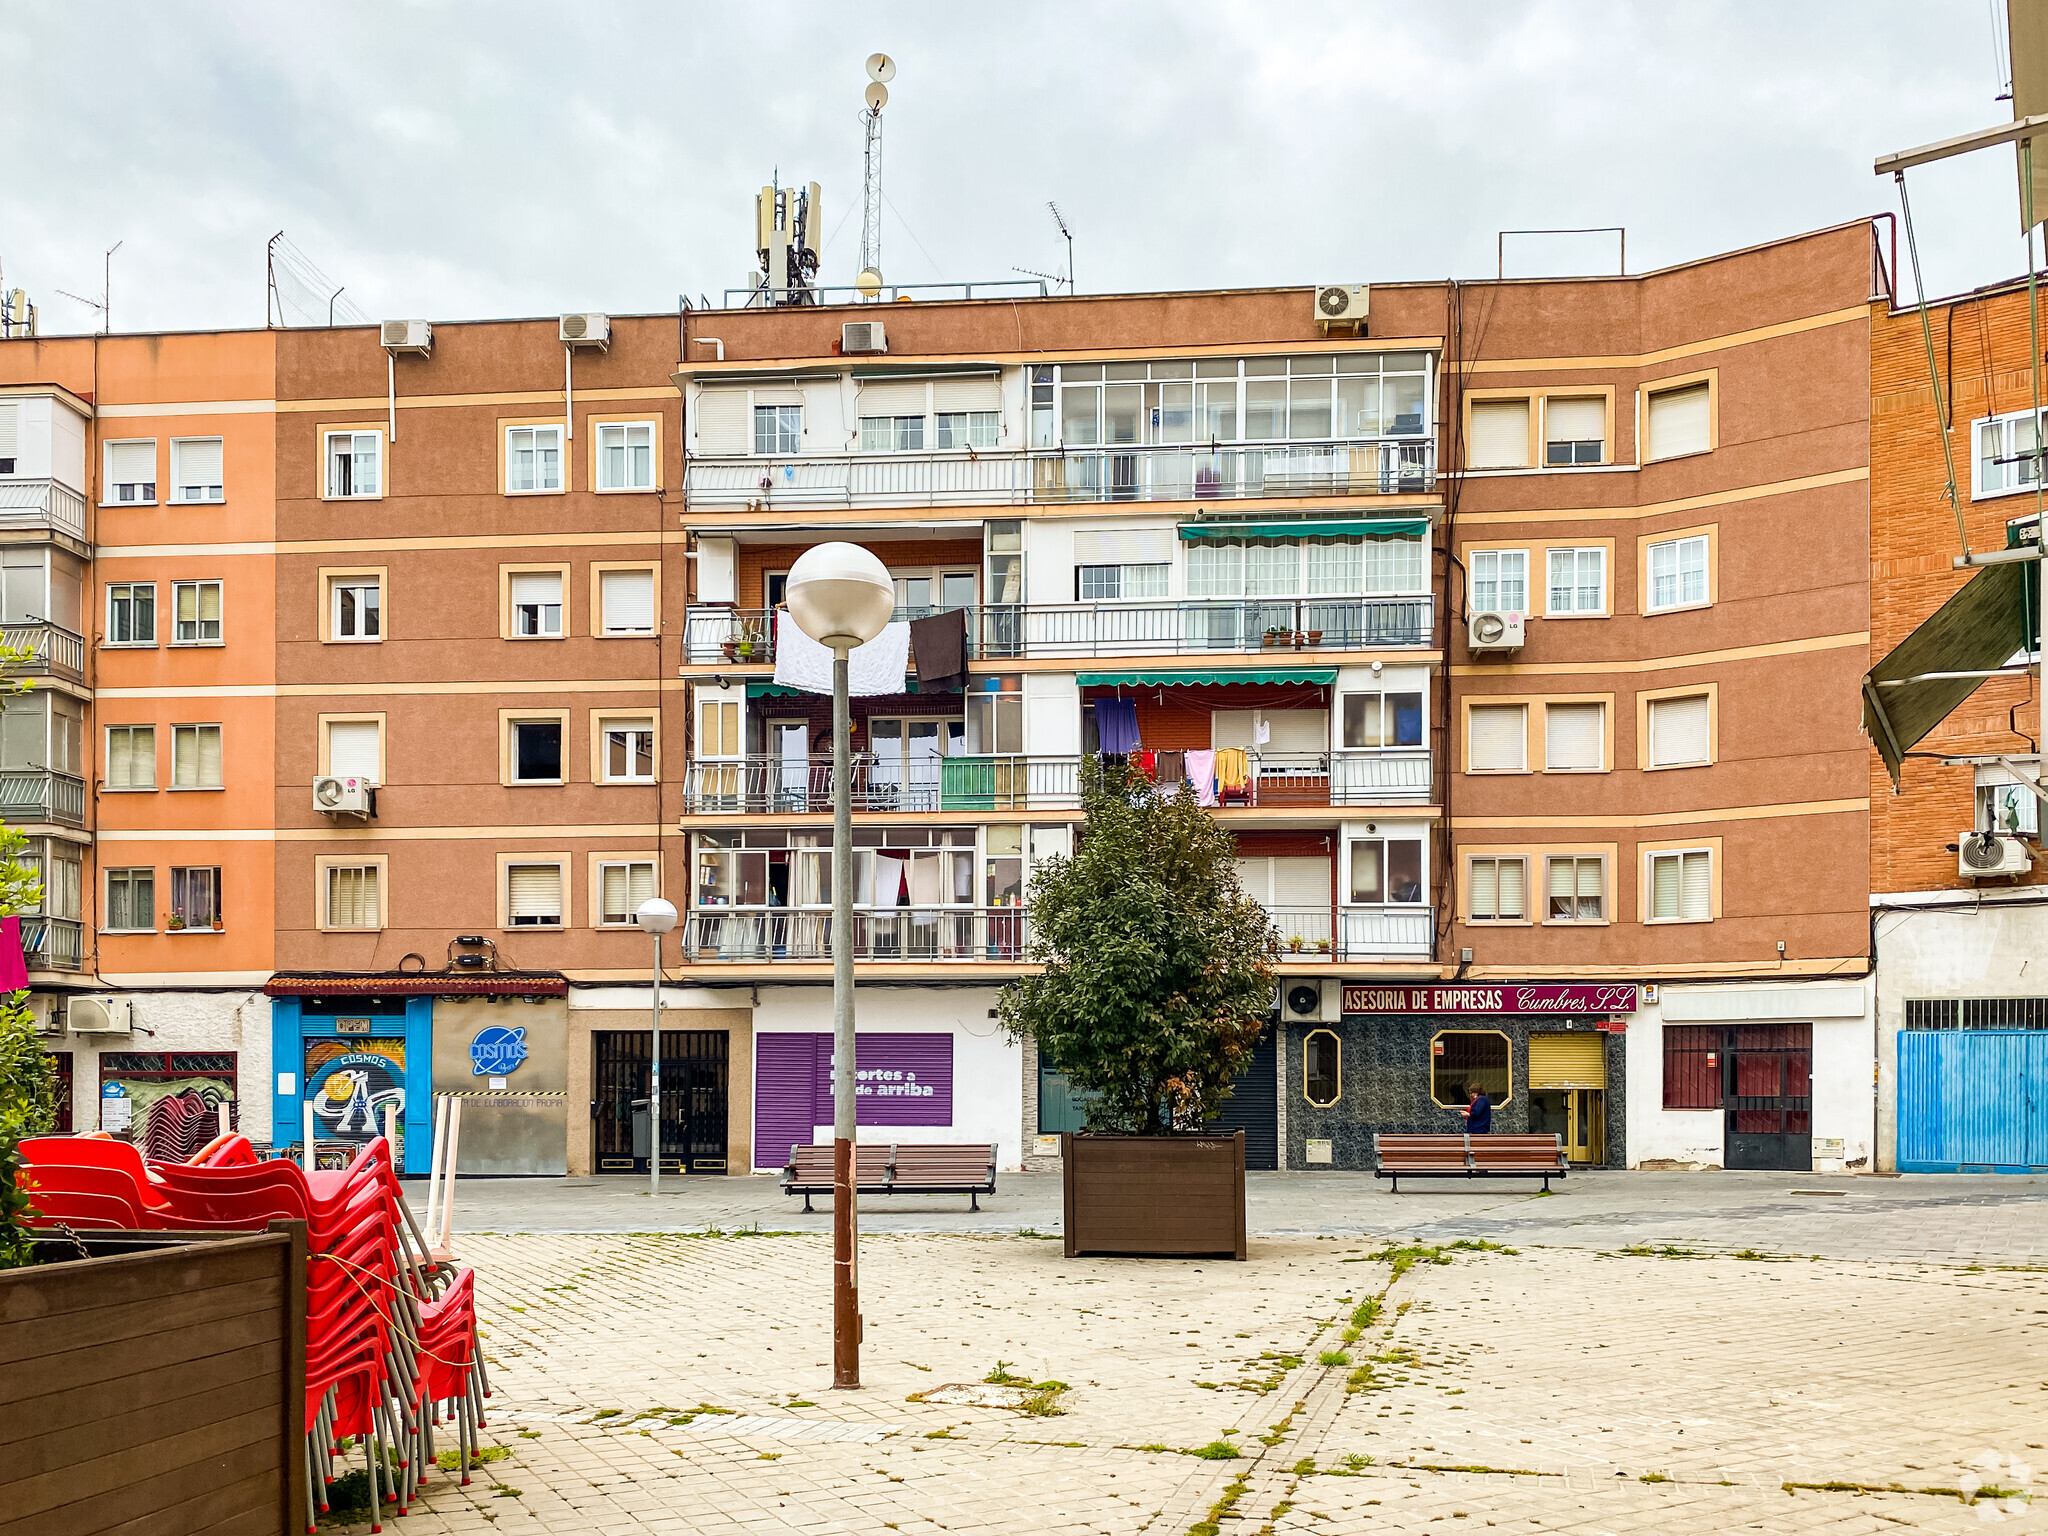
(735, 539, 984, 609)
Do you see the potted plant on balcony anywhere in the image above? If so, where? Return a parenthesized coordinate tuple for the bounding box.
(999, 759, 1271, 1259)
(167, 909, 186, 931)
(1262, 625, 1289, 649)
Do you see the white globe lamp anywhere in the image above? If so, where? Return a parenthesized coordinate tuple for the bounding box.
(786, 542, 894, 652)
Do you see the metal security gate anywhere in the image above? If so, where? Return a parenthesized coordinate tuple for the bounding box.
(1725, 1024, 1812, 1172)
(1209, 1023, 1277, 1170)
(593, 1030, 729, 1174)
(1898, 1029, 2048, 1171)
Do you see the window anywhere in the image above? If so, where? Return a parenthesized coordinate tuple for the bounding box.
(1646, 380, 1712, 461)
(1075, 563, 1169, 601)
(1647, 849, 1712, 922)
(506, 425, 563, 493)
(1975, 407, 2048, 498)
(325, 719, 381, 782)
(1303, 1030, 1341, 1106)
(754, 404, 801, 455)
(1431, 1031, 1510, 1107)
(598, 568, 655, 635)
(1049, 353, 1431, 446)
(1646, 535, 1709, 613)
(1467, 398, 1530, 469)
(510, 719, 563, 783)
(1662, 1024, 1721, 1109)
(1341, 691, 1423, 749)
(1980, 777, 2042, 835)
(1647, 694, 1711, 768)
(506, 863, 564, 927)
(105, 725, 155, 790)
(171, 580, 222, 644)
(935, 411, 999, 449)
(1545, 547, 1605, 615)
(1544, 702, 1604, 772)
(170, 724, 223, 789)
(330, 576, 380, 641)
(510, 571, 563, 637)
(325, 865, 381, 929)
(698, 695, 741, 757)
(892, 571, 978, 613)
(106, 440, 156, 504)
(169, 438, 224, 503)
(1469, 549, 1527, 613)
(860, 415, 925, 452)
(1467, 857, 1527, 921)
(601, 717, 655, 783)
(106, 582, 156, 646)
(1543, 397, 1604, 465)
(1546, 856, 1604, 922)
(105, 868, 154, 932)
(1348, 838, 1424, 903)
(598, 859, 657, 925)
(325, 431, 380, 498)
(596, 422, 654, 490)
(1467, 703, 1527, 772)
(169, 866, 221, 928)
(1184, 533, 1427, 599)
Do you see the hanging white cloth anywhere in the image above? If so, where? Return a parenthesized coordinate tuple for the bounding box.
(775, 613, 911, 696)
(1254, 717, 1272, 746)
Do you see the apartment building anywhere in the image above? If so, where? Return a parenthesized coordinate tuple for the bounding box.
(1866, 272, 2048, 1173)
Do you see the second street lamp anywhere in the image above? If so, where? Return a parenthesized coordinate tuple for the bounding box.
(634, 896, 678, 1201)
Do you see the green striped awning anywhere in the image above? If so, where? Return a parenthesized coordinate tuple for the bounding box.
(1076, 668, 1337, 688)
(1179, 518, 1429, 542)
(746, 681, 809, 699)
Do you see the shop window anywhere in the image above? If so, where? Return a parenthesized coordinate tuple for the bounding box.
(1431, 1030, 1509, 1107)
(1303, 1029, 1341, 1106)
(98, 1050, 237, 1156)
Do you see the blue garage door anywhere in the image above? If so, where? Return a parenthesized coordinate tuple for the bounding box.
(1897, 1030, 2048, 1171)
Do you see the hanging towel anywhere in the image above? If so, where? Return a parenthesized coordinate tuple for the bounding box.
(1095, 697, 1141, 755)
(1156, 749, 1185, 786)
(872, 854, 908, 907)
(1134, 749, 1158, 782)
(908, 853, 944, 906)
(1215, 747, 1250, 789)
(1253, 717, 1272, 746)
(909, 609, 969, 692)
(0, 916, 28, 991)
(775, 612, 911, 696)
(1185, 749, 1218, 807)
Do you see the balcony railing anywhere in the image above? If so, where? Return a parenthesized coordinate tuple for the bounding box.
(1340, 904, 1434, 958)
(684, 595, 1433, 665)
(20, 915, 83, 971)
(681, 907, 1031, 963)
(0, 769, 86, 826)
(1331, 749, 1433, 804)
(0, 479, 88, 540)
(1265, 905, 1336, 957)
(1, 622, 86, 683)
(683, 438, 1435, 510)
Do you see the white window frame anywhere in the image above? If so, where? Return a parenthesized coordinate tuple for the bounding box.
(1469, 548, 1528, 614)
(1466, 855, 1529, 923)
(597, 566, 656, 636)
(859, 414, 926, 453)
(324, 430, 382, 499)
(170, 579, 224, 646)
(169, 723, 224, 790)
(504, 860, 567, 929)
(1541, 396, 1605, 467)
(509, 571, 565, 639)
(1645, 535, 1710, 614)
(1076, 562, 1171, 602)
(168, 436, 225, 504)
(595, 858, 659, 926)
(1543, 701, 1606, 773)
(753, 404, 802, 456)
(505, 424, 564, 495)
(168, 865, 222, 930)
(599, 717, 656, 784)
(595, 421, 656, 491)
(1646, 693, 1713, 769)
(1972, 405, 2048, 500)
(1544, 547, 1606, 617)
(322, 863, 385, 931)
(508, 717, 566, 785)
(330, 575, 381, 642)
(1646, 848, 1713, 924)
(934, 411, 999, 450)
(106, 581, 157, 647)
(1465, 702, 1528, 774)
(103, 439, 158, 505)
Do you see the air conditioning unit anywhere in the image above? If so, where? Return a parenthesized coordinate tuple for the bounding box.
(1281, 979, 1341, 1023)
(842, 320, 887, 355)
(1314, 283, 1370, 329)
(313, 776, 376, 818)
(1468, 610, 1525, 652)
(381, 319, 432, 355)
(1959, 830, 2032, 879)
(27, 993, 64, 1035)
(560, 312, 610, 347)
(69, 996, 132, 1034)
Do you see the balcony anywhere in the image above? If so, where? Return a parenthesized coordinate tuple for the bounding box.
(1265, 905, 1336, 957)
(681, 907, 1030, 964)
(0, 480, 88, 541)
(20, 915, 83, 971)
(684, 596, 1434, 665)
(2, 622, 86, 684)
(1341, 904, 1434, 958)
(0, 770, 86, 827)
(682, 439, 1436, 512)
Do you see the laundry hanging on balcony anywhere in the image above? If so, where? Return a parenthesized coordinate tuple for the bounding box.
(774, 611, 911, 696)
(0, 916, 25, 991)
(1095, 697, 1141, 755)
(909, 609, 968, 692)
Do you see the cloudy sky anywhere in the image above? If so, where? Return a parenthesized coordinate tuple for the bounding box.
(0, 1, 2026, 335)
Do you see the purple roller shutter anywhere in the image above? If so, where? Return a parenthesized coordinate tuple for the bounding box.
(851, 1033, 954, 1127)
(754, 1033, 822, 1170)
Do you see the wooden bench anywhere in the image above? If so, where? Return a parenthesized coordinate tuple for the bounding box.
(781, 1143, 998, 1212)
(1373, 1133, 1568, 1192)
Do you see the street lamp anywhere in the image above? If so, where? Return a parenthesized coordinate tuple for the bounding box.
(785, 542, 894, 1391)
(634, 897, 679, 1202)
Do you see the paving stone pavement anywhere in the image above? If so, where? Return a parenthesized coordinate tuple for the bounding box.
(320, 1211, 2048, 1535)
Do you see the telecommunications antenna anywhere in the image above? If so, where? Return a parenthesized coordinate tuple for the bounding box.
(858, 53, 895, 298)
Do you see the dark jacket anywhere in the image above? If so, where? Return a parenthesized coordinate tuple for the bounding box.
(1466, 1094, 1493, 1134)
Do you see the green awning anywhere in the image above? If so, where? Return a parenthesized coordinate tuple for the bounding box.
(1076, 667, 1337, 688)
(1179, 518, 1429, 542)
(746, 681, 809, 699)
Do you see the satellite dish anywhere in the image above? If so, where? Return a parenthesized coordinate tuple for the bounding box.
(865, 81, 888, 110)
(866, 52, 896, 83)
(855, 267, 884, 298)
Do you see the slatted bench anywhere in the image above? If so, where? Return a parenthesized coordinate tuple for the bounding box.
(781, 1142, 998, 1212)
(1373, 1133, 1568, 1192)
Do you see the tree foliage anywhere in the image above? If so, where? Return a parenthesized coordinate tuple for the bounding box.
(0, 651, 56, 1267)
(998, 760, 1274, 1134)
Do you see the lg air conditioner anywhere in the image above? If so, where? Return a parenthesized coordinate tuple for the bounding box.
(380, 319, 432, 356)
(1468, 610, 1526, 652)
(1314, 284, 1370, 329)
(842, 320, 887, 355)
(1282, 980, 1341, 1024)
(314, 775, 376, 818)
(560, 313, 611, 348)
(1959, 830, 2032, 879)
(69, 996, 132, 1034)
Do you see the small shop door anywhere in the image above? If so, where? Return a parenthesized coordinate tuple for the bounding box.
(1724, 1023, 1812, 1172)
(593, 1030, 729, 1174)
(1527, 1033, 1606, 1165)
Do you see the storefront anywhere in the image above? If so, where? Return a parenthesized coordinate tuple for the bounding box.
(1285, 982, 1634, 1171)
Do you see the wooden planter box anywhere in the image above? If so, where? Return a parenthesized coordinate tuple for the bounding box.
(1, 1222, 307, 1536)
(1062, 1130, 1247, 1259)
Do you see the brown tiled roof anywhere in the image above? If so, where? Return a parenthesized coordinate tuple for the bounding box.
(263, 971, 568, 998)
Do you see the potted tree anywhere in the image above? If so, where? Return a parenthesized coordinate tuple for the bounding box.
(999, 760, 1272, 1259)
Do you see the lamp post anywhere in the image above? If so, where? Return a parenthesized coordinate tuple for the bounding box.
(635, 897, 679, 1201)
(785, 542, 894, 1390)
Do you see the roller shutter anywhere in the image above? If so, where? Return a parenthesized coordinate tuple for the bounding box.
(857, 381, 928, 416)
(1648, 694, 1710, 767)
(932, 377, 1001, 412)
(695, 390, 749, 454)
(507, 864, 563, 922)
(1468, 399, 1530, 468)
(1468, 704, 1525, 771)
(1648, 382, 1711, 460)
(1544, 397, 1604, 449)
(1528, 1033, 1607, 1090)
(1074, 528, 1174, 564)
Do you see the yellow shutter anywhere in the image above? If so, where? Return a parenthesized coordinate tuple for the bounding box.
(1527, 1033, 1606, 1090)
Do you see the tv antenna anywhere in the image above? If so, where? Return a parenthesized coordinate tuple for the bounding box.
(57, 239, 122, 333)
(857, 52, 895, 299)
(1048, 202, 1074, 294)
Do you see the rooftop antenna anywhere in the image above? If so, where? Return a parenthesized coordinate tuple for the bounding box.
(1048, 202, 1074, 294)
(752, 170, 823, 308)
(857, 53, 895, 300)
(58, 239, 121, 334)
